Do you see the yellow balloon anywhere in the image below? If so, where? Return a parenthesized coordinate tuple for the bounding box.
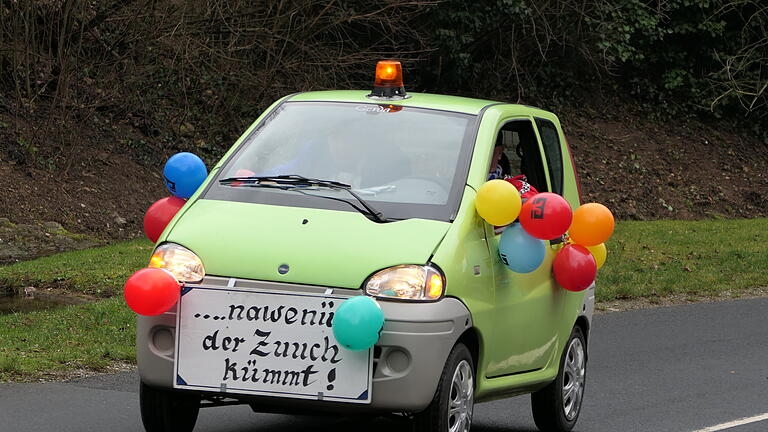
(585, 243, 607, 269)
(475, 180, 522, 226)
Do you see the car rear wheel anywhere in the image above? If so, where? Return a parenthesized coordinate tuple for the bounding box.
(412, 342, 474, 432)
(140, 381, 200, 432)
(531, 326, 587, 432)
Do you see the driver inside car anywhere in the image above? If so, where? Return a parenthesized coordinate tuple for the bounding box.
(488, 133, 538, 200)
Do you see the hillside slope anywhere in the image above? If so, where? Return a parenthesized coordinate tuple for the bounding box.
(0, 110, 166, 246)
(0, 104, 766, 249)
(565, 111, 768, 220)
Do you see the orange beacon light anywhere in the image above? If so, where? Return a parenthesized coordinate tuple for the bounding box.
(368, 60, 408, 99)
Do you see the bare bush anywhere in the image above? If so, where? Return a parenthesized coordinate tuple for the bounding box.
(1, 0, 767, 162)
(710, 0, 768, 117)
(0, 0, 437, 158)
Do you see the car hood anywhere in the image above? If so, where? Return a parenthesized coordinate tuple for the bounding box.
(165, 199, 451, 289)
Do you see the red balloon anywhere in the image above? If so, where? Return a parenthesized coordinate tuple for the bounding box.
(124, 268, 180, 316)
(553, 244, 597, 292)
(143, 197, 186, 243)
(519, 192, 573, 240)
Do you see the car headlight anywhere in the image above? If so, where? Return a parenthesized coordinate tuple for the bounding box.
(148, 243, 205, 283)
(365, 265, 444, 301)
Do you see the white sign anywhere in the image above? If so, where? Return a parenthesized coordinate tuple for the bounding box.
(174, 286, 372, 403)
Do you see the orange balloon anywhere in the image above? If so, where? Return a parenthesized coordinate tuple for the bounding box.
(569, 203, 614, 246)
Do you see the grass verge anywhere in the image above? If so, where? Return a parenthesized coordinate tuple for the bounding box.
(597, 218, 768, 303)
(0, 239, 151, 381)
(0, 297, 135, 381)
(0, 239, 152, 298)
(0, 219, 767, 381)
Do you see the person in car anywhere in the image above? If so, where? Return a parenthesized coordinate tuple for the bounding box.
(488, 135, 537, 200)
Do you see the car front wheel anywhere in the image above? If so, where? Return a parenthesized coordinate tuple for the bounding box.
(531, 326, 587, 432)
(140, 381, 200, 432)
(413, 342, 475, 432)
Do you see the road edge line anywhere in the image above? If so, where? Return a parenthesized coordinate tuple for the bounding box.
(691, 413, 768, 432)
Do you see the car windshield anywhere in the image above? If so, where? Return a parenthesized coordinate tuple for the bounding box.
(205, 101, 477, 221)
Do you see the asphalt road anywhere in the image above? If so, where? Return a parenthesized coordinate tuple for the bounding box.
(1, 297, 767, 432)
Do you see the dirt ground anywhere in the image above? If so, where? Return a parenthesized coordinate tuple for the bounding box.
(562, 109, 768, 220)
(0, 104, 766, 243)
(594, 287, 768, 313)
(0, 109, 167, 242)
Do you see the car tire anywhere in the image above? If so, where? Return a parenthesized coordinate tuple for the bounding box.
(412, 342, 475, 432)
(140, 381, 201, 432)
(531, 326, 587, 432)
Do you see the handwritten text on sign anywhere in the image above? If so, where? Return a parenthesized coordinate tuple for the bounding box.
(174, 287, 372, 403)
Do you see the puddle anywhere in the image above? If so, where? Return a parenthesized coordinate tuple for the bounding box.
(0, 290, 88, 314)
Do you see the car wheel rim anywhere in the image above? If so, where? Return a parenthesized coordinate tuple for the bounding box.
(562, 337, 585, 421)
(448, 359, 474, 432)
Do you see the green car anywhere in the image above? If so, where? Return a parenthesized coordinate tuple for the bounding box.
(137, 62, 594, 432)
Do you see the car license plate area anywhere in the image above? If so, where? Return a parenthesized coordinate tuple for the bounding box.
(174, 286, 372, 404)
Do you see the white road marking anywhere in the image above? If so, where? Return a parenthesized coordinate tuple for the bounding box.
(691, 413, 768, 432)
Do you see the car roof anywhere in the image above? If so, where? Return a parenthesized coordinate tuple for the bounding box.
(287, 90, 554, 117)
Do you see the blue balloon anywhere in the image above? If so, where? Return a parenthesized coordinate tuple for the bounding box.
(498, 223, 546, 273)
(163, 152, 208, 199)
(332, 296, 385, 351)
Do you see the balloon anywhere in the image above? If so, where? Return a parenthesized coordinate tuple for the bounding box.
(475, 180, 522, 226)
(498, 224, 546, 273)
(144, 196, 186, 243)
(585, 243, 607, 269)
(332, 296, 385, 351)
(569, 203, 615, 246)
(124, 268, 180, 316)
(519, 192, 573, 240)
(231, 169, 255, 186)
(553, 244, 597, 292)
(234, 168, 255, 177)
(163, 152, 208, 199)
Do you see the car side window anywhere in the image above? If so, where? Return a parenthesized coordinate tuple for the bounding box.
(495, 120, 549, 193)
(535, 118, 563, 195)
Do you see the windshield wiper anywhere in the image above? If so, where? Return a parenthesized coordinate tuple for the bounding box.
(219, 175, 389, 223)
(220, 174, 351, 189)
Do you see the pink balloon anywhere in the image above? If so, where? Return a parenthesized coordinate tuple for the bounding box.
(234, 169, 255, 177)
(231, 169, 255, 186)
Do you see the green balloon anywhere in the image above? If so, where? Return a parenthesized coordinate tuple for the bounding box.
(332, 296, 385, 351)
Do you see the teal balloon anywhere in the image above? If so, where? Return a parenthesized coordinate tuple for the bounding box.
(498, 223, 546, 273)
(332, 296, 384, 351)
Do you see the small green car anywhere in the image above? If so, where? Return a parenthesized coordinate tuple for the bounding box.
(137, 62, 594, 432)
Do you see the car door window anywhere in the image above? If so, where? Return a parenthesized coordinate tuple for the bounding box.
(535, 118, 563, 195)
(496, 120, 548, 193)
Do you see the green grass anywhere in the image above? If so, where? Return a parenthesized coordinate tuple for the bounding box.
(0, 220, 767, 380)
(0, 297, 135, 381)
(0, 239, 151, 381)
(0, 239, 152, 298)
(597, 218, 768, 302)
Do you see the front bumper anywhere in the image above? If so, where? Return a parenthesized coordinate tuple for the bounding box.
(137, 276, 472, 413)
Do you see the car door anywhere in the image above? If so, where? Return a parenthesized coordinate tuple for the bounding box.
(484, 116, 567, 378)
